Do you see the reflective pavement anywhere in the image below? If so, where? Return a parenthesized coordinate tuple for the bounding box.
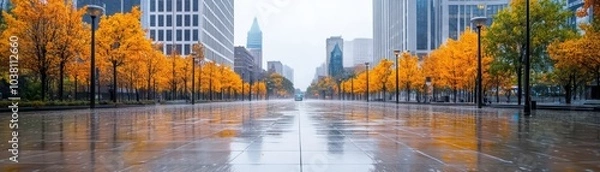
(1, 100, 600, 171)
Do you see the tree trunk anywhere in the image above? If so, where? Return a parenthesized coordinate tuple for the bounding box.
(517, 64, 522, 105)
(112, 63, 118, 103)
(59, 61, 66, 101)
(41, 72, 48, 101)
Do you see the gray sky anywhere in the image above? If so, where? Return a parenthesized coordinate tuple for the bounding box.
(234, 0, 372, 90)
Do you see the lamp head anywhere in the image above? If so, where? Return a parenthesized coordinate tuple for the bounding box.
(470, 17, 488, 28)
(87, 5, 105, 18)
(393, 50, 401, 56)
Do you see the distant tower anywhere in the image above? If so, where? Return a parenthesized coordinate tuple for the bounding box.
(329, 43, 343, 78)
(247, 17, 263, 71)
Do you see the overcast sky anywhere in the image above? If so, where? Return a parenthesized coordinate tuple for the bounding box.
(234, 0, 372, 90)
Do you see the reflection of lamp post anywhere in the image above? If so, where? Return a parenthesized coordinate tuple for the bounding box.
(471, 16, 487, 109)
(394, 50, 400, 103)
(365, 62, 370, 102)
(87, 5, 104, 108)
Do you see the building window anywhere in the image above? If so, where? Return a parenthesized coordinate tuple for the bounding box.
(193, 0, 198, 11)
(158, 0, 164, 12)
(166, 15, 172, 27)
(166, 30, 172, 41)
(158, 15, 164, 27)
(184, 29, 190, 41)
(176, 30, 182, 41)
(150, 15, 156, 26)
(184, 44, 190, 55)
(176, 0, 182, 11)
(150, 30, 156, 40)
(158, 30, 164, 41)
(193, 15, 199, 26)
(177, 15, 182, 27)
(193, 30, 199, 40)
(184, 15, 190, 26)
(150, 0, 156, 12)
(166, 0, 172, 11)
(185, 0, 191, 11)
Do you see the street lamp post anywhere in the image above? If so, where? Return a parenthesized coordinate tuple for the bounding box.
(338, 79, 342, 100)
(242, 72, 245, 101)
(471, 16, 488, 109)
(191, 52, 198, 104)
(365, 62, 370, 102)
(524, 0, 532, 115)
(394, 50, 400, 103)
(351, 78, 354, 100)
(249, 65, 253, 102)
(87, 5, 104, 109)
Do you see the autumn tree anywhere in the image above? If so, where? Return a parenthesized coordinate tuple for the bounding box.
(395, 52, 422, 101)
(52, 2, 88, 101)
(2, 0, 74, 100)
(96, 7, 149, 102)
(485, 0, 572, 104)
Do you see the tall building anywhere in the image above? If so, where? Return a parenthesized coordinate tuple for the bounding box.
(267, 61, 283, 75)
(75, 0, 141, 15)
(313, 63, 327, 83)
(373, 0, 507, 64)
(283, 65, 294, 83)
(325, 36, 343, 76)
(352, 38, 373, 66)
(247, 17, 263, 71)
(329, 43, 344, 78)
(234, 46, 254, 83)
(373, 0, 416, 65)
(141, 0, 234, 67)
(343, 41, 354, 67)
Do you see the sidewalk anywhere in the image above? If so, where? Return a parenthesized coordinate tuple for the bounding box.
(366, 100, 600, 112)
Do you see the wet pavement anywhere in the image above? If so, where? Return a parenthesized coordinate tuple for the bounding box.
(1, 100, 600, 171)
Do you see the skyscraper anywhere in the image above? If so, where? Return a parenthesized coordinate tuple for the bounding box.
(373, 0, 507, 63)
(142, 0, 234, 67)
(326, 36, 343, 76)
(373, 0, 416, 65)
(234, 46, 254, 83)
(283, 65, 294, 83)
(352, 38, 373, 66)
(247, 17, 263, 71)
(329, 43, 344, 78)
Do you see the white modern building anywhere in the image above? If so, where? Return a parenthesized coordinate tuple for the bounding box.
(352, 38, 373, 66)
(343, 40, 354, 67)
(283, 65, 294, 83)
(141, 0, 234, 67)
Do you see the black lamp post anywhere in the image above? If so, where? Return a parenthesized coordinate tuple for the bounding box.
(191, 52, 198, 104)
(524, 0, 532, 115)
(338, 78, 342, 100)
(242, 72, 245, 101)
(351, 78, 354, 100)
(249, 65, 253, 102)
(87, 5, 104, 109)
(394, 50, 400, 103)
(471, 16, 487, 109)
(365, 62, 370, 102)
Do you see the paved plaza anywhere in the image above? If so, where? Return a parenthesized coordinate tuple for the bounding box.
(1, 100, 600, 171)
